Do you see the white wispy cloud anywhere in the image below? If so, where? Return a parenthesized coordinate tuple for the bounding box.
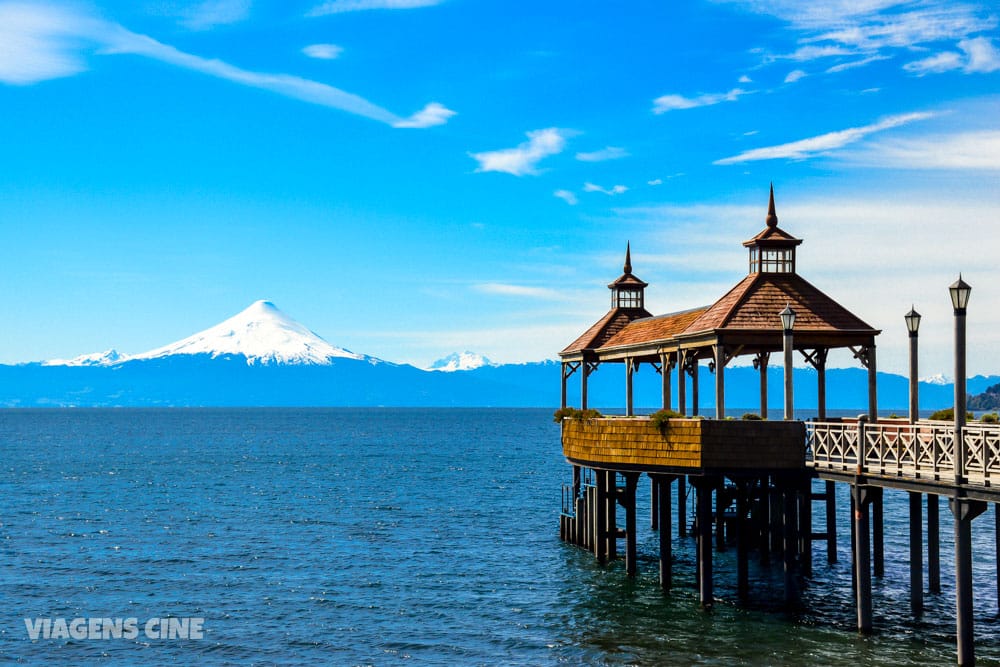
(769, 44, 856, 63)
(0, 3, 453, 129)
(647, 179, 663, 186)
(849, 129, 1000, 170)
(905, 38, 1000, 75)
(583, 182, 628, 196)
(302, 43, 344, 60)
(724, 1, 997, 74)
(575, 146, 629, 162)
(392, 102, 455, 128)
(473, 283, 561, 299)
(784, 69, 807, 83)
(825, 55, 888, 73)
(652, 88, 748, 113)
(182, 0, 251, 30)
(962, 36, 1000, 73)
(904, 50, 963, 74)
(0, 3, 97, 84)
(554, 190, 578, 205)
(309, 0, 443, 17)
(714, 111, 935, 164)
(738, 74, 752, 83)
(469, 128, 569, 176)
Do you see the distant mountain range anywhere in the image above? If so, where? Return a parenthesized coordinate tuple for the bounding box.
(2, 301, 996, 410)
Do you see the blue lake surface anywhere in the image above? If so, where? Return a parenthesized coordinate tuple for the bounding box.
(2, 408, 1000, 665)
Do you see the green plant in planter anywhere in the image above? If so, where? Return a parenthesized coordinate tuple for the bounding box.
(741, 412, 763, 420)
(649, 408, 684, 432)
(928, 407, 975, 421)
(553, 407, 603, 423)
(981, 412, 999, 424)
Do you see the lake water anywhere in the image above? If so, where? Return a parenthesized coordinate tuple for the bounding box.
(2, 408, 1000, 665)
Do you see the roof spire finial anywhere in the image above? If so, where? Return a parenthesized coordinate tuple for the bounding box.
(624, 242, 632, 274)
(766, 182, 778, 228)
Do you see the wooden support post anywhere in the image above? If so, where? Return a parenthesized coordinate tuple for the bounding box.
(866, 345, 878, 423)
(850, 491, 857, 598)
(625, 359, 635, 417)
(624, 473, 639, 578)
(873, 487, 884, 578)
(759, 476, 770, 566)
(826, 480, 838, 564)
(661, 353, 672, 411)
(594, 470, 606, 564)
(737, 480, 750, 600)
(952, 498, 987, 667)
(695, 478, 714, 609)
(560, 362, 568, 410)
(909, 491, 924, 617)
(581, 361, 591, 411)
(755, 352, 769, 419)
(691, 357, 700, 417)
(678, 350, 687, 416)
(657, 475, 673, 591)
(572, 466, 582, 547)
(650, 477, 659, 530)
(678, 476, 688, 538)
(604, 470, 618, 563)
(575, 494, 585, 547)
(800, 474, 813, 577)
(770, 487, 782, 555)
(783, 481, 799, 606)
(929, 494, 941, 593)
(854, 484, 873, 634)
(716, 484, 727, 552)
(714, 343, 725, 420)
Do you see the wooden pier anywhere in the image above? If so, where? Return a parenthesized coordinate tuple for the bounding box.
(556, 187, 998, 666)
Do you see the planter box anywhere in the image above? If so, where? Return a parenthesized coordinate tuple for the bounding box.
(562, 417, 806, 473)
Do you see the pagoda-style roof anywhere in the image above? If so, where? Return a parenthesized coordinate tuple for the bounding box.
(559, 185, 880, 364)
(685, 272, 875, 334)
(600, 307, 708, 351)
(561, 307, 652, 356)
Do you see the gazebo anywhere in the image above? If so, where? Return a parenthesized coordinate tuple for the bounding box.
(559, 185, 881, 419)
(556, 185, 882, 609)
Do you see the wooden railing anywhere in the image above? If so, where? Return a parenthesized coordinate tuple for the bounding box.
(808, 420, 1000, 487)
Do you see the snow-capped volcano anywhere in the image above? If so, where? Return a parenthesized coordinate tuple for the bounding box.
(129, 300, 374, 366)
(428, 351, 496, 372)
(46, 301, 378, 367)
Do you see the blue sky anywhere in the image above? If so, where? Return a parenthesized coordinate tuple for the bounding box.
(1, 0, 999, 377)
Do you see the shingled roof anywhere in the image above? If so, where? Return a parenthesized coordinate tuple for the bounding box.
(684, 272, 876, 334)
(560, 186, 879, 362)
(600, 307, 709, 350)
(560, 307, 652, 355)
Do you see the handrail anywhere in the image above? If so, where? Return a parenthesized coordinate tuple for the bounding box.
(808, 420, 1000, 487)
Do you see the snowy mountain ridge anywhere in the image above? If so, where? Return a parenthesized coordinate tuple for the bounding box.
(428, 351, 496, 372)
(46, 300, 380, 367)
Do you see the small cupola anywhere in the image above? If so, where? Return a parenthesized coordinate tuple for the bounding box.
(608, 243, 648, 310)
(742, 184, 802, 274)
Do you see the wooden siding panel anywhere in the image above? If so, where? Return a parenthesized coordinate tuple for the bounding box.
(562, 418, 806, 472)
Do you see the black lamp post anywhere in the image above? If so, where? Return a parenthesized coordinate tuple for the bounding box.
(950, 275, 971, 482)
(905, 306, 921, 424)
(949, 274, 981, 667)
(780, 304, 796, 420)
